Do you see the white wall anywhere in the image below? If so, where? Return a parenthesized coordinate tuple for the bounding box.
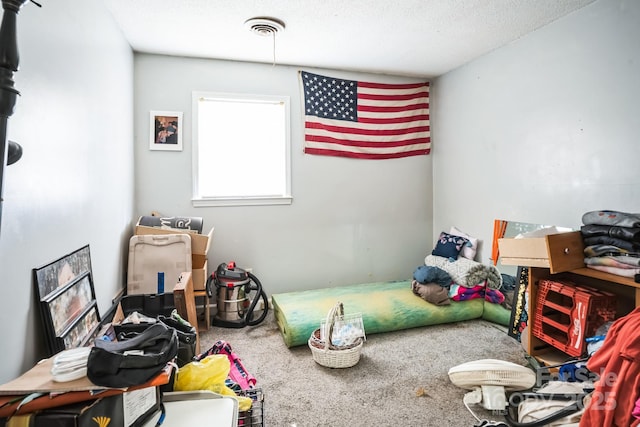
(0, 1, 134, 382)
(134, 55, 434, 295)
(432, 0, 640, 264)
(4, 0, 629, 386)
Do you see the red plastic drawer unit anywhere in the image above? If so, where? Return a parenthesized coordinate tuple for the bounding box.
(532, 279, 616, 357)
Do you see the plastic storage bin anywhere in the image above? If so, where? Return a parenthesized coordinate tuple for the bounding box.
(237, 388, 264, 427)
(532, 279, 616, 357)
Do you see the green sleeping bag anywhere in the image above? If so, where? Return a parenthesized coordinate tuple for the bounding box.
(272, 280, 511, 348)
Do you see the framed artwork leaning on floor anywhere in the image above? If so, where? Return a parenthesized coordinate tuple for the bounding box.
(33, 245, 100, 355)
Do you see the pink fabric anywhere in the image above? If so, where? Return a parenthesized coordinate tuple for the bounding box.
(633, 397, 640, 420)
(449, 284, 484, 301)
(448, 283, 505, 304)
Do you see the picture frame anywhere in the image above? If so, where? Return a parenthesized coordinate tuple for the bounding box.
(33, 245, 97, 355)
(34, 245, 92, 301)
(60, 303, 101, 350)
(150, 110, 183, 151)
(42, 271, 96, 337)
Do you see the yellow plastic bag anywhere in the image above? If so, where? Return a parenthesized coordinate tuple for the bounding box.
(174, 355, 252, 411)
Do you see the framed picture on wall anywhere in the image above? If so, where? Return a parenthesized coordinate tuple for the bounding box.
(150, 110, 183, 151)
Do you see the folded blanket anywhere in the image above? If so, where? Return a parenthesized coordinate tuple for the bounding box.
(583, 236, 640, 252)
(586, 264, 640, 278)
(412, 265, 451, 287)
(468, 263, 502, 290)
(585, 256, 640, 269)
(485, 288, 506, 305)
(582, 210, 640, 228)
(581, 224, 640, 243)
(411, 280, 450, 306)
(448, 283, 505, 304)
(424, 255, 503, 289)
(584, 244, 640, 258)
(448, 284, 484, 301)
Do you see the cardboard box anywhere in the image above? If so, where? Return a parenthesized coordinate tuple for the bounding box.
(192, 259, 208, 291)
(134, 220, 212, 293)
(30, 386, 159, 427)
(134, 223, 214, 268)
(127, 234, 192, 295)
(498, 230, 585, 274)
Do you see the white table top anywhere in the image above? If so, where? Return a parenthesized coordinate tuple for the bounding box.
(141, 391, 238, 427)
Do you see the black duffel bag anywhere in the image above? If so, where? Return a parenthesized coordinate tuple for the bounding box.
(88, 322, 178, 388)
(157, 315, 197, 367)
(115, 313, 197, 368)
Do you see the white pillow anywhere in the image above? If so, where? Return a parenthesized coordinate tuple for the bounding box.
(449, 226, 478, 260)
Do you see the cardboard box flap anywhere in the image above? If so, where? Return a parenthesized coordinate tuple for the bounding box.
(188, 226, 213, 255)
(134, 225, 213, 257)
(0, 358, 172, 396)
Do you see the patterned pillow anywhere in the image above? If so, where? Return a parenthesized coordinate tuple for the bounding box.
(432, 232, 469, 260)
(449, 226, 479, 260)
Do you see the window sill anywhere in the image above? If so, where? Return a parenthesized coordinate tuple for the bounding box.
(192, 196, 293, 207)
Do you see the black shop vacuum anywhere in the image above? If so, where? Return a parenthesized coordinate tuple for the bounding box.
(207, 261, 269, 328)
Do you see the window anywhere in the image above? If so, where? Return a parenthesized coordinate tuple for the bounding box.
(192, 91, 291, 206)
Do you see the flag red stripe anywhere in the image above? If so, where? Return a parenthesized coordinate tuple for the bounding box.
(306, 134, 431, 148)
(357, 115, 430, 125)
(358, 81, 430, 90)
(358, 104, 430, 113)
(304, 147, 430, 159)
(306, 121, 429, 136)
(358, 91, 429, 101)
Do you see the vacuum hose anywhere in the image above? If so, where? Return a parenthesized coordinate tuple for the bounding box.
(209, 263, 269, 327)
(245, 272, 269, 326)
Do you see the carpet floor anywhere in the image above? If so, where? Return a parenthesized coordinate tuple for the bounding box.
(198, 312, 530, 427)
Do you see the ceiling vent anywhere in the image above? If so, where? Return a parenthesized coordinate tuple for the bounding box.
(244, 17, 285, 37)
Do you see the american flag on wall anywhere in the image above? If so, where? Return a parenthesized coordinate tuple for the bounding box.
(300, 71, 430, 159)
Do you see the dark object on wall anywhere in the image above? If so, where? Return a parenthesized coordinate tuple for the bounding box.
(0, 0, 31, 236)
(6, 139, 21, 164)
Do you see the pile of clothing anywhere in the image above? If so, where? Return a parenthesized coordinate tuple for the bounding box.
(411, 262, 509, 307)
(581, 210, 640, 281)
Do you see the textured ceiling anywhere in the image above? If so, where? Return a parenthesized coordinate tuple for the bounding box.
(102, 0, 597, 78)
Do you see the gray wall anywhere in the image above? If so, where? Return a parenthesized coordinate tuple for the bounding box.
(134, 56, 434, 295)
(432, 0, 640, 264)
(0, 2, 134, 382)
(1, 0, 634, 386)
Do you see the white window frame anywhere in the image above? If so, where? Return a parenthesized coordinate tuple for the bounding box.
(191, 91, 292, 207)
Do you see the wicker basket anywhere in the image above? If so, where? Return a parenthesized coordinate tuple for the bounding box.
(308, 302, 364, 368)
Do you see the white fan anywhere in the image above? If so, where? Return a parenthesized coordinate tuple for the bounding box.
(448, 359, 537, 411)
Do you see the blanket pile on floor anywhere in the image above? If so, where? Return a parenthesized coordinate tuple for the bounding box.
(424, 254, 503, 289)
